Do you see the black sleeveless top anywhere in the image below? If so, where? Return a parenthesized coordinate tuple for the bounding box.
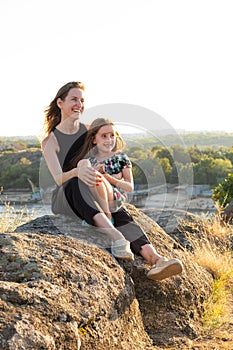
(52, 123, 88, 170)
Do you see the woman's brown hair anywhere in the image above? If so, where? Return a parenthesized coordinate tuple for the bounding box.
(43, 81, 85, 136)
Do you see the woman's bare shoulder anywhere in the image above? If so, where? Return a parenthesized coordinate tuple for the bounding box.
(41, 132, 58, 151)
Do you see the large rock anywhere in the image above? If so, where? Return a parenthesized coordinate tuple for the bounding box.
(0, 204, 213, 349)
(141, 207, 209, 251)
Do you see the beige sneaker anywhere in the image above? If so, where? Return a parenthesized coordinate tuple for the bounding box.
(147, 257, 183, 281)
(111, 239, 134, 261)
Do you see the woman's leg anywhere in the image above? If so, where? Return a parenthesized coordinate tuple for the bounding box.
(139, 244, 162, 266)
(112, 207, 151, 254)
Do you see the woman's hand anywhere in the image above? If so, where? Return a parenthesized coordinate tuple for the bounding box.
(76, 165, 102, 187)
(93, 161, 105, 174)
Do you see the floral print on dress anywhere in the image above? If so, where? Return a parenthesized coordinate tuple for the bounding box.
(90, 153, 132, 174)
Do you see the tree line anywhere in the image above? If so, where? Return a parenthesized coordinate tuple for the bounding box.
(128, 144, 233, 186)
(0, 139, 233, 208)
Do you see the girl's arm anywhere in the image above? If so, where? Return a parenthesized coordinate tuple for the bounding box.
(41, 134, 96, 187)
(103, 167, 134, 193)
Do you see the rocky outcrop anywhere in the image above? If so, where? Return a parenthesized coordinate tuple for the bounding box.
(141, 207, 209, 252)
(0, 205, 213, 349)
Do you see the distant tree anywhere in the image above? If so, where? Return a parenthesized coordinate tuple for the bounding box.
(131, 162, 148, 186)
(20, 157, 32, 165)
(158, 157, 172, 181)
(212, 173, 233, 207)
(169, 162, 193, 185)
(193, 157, 216, 184)
(192, 156, 232, 185)
(169, 163, 179, 184)
(177, 163, 194, 185)
(152, 146, 174, 166)
(171, 145, 190, 165)
(127, 146, 145, 158)
(187, 146, 203, 163)
(225, 146, 233, 164)
(0, 157, 38, 189)
(212, 158, 232, 183)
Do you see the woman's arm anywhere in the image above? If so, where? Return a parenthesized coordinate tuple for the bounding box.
(41, 134, 77, 186)
(42, 134, 97, 187)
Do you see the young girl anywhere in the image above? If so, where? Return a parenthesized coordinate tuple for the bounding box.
(76, 118, 134, 224)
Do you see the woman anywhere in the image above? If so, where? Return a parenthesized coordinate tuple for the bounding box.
(41, 81, 183, 280)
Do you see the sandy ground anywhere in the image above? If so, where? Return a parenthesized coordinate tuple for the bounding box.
(143, 192, 216, 213)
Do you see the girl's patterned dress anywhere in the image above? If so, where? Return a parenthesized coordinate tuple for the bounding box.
(89, 152, 132, 209)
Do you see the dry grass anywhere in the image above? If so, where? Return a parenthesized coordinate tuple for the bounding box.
(180, 210, 233, 333)
(0, 199, 35, 233)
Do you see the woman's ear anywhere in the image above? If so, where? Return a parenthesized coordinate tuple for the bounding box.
(92, 137, 96, 144)
(57, 98, 62, 109)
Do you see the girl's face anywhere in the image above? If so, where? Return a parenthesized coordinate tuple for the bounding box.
(57, 88, 85, 121)
(93, 124, 116, 153)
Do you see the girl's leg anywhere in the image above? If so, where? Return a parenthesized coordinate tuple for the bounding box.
(93, 212, 134, 261)
(98, 175, 115, 212)
(78, 159, 113, 219)
(92, 179, 114, 220)
(93, 212, 125, 240)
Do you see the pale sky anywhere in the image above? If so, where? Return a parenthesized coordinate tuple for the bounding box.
(1, 0, 233, 136)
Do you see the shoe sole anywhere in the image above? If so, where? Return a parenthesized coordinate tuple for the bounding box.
(147, 261, 183, 281)
(111, 240, 134, 261)
(112, 254, 134, 261)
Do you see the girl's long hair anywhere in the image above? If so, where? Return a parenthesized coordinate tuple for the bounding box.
(70, 117, 125, 167)
(43, 81, 85, 136)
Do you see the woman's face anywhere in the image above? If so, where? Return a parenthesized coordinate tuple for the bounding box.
(57, 87, 85, 121)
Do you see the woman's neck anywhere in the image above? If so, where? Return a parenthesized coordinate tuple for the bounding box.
(56, 119, 80, 134)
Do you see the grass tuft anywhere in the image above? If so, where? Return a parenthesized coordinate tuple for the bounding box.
(0, 199, 35, 233)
